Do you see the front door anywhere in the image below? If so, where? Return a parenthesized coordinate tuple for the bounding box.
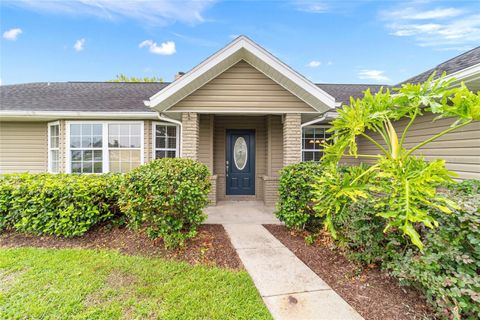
(226, 129, 255, 195)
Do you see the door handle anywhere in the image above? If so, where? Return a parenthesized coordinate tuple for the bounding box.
(226, 160, 229, 177)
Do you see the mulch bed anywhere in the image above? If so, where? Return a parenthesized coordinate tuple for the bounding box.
(0, 224, 242, 270)
(264, 224, 435, 320)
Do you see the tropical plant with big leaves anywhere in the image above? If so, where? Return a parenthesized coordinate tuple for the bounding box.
(314, 72, 480, 249)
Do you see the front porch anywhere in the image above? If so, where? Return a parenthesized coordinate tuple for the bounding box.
(204, 201, 281, 224)
(181, 113, 302, 206)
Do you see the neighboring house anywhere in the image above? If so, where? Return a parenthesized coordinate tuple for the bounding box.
(1, 36, 479, 205)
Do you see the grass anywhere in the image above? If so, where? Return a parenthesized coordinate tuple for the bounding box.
(0, 248, 272, 320)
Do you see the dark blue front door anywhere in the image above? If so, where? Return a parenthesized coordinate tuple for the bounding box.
(226, 129, 255, 195)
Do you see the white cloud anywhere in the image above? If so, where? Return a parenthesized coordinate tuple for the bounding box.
(7, 0, 214, 26)
(327, 61, 333, 65)
(73, 38, 85, 51)
(307, 60, 321, 67)
(139, 40, 176, 55)
(3, 28, 22, 41)
(381, 3, 480, 50)
(358, 69, 389, 82)
(292, 1, 328, 13)
(384, 7, 463, 20)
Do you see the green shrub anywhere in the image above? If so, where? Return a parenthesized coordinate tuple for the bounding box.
(119, 158, 211, 248)
(386, 182, 480, 319)
(0, 173, 121, 236)
(331, 179, 480, 319)
(276, 162, 324, 230)
(332, 198, 406, 265)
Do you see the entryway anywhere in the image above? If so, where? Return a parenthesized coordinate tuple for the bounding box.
(226, 129, 255, 196)
(204, 201, 280, 224)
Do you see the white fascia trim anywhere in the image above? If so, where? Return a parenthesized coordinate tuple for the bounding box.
(146, 36, 336, 111)
(0, 111, 160, 120)
(163, 109, 320, 114)
(301, 111, 338, 127)
(444, 62, 480, 83)
(240, 39, 335, 108)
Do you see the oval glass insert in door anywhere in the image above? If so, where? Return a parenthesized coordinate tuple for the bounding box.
(233, 137, 248, 170)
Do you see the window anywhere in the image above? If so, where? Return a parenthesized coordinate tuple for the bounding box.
(108, 123, 142, 173)
(67, 122, 143, 173)
(69, 123, 103, 173)
(302, 126, 331, 162)
(153, 123, 179, 159)
(48, 122, 60, 173)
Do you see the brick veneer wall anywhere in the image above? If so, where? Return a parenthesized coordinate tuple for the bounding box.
(181, 112, 199, 160)
(208, 175, 217, 206)
(262, 176, 279, 206)
(283, 113, 302, 166)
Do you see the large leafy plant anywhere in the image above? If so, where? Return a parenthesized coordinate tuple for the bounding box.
(315, 73, 480, 249)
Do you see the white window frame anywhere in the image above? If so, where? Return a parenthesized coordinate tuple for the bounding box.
(48, 121, 60, 173)
(301, 125, 331, 162)
(152, 121, 180, 159)
(65, 120, 144, 173)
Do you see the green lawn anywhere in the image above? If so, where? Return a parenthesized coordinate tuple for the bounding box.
(0, 248, 271, 320)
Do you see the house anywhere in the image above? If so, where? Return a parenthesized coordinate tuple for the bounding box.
(1, 36, 479, 205)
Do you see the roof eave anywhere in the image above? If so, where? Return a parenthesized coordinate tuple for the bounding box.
(146, 36, 335, 114)
(0, 110, 159, 121)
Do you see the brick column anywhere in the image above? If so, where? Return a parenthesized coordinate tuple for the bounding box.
(181, 112, 199, 160)
(283, 113, 302, 166)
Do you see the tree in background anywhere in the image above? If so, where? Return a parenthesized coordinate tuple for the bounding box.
(108, 74, 163, 82)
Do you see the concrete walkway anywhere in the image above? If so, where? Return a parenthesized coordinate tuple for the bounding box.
(206, 202, 363, 320)
(205, 201, 281, 225)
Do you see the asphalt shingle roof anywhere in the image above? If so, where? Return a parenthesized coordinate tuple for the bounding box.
(3, 45, 479, 114)
(0, 82, 169, 112)
(1, 81, 386, 112)
(316, 83, 387, 105)
(399, 46, 480, 85)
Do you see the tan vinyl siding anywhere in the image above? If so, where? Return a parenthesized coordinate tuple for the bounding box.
(359, 113, 480, 180)
(267, 115, 283, 177)
(198, 114, 214, 172)
(0, 122, 48, 173)
(169, 60, 317, 113)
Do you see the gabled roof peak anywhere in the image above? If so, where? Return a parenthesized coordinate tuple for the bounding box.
(145, 35, 335, 113)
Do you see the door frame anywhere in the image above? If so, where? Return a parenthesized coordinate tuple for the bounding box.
(225, 129, 256, 196)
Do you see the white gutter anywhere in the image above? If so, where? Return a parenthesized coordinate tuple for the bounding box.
(0, 110, 160, 120)
(157, 113, 182, 126)
(301, 111, 338, 127)
(444, 62, 480, 83)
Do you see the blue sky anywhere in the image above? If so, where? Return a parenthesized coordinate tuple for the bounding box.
(1, 0, 479, 85)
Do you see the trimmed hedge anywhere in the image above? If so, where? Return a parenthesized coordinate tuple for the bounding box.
(275, 162, 324, 230)
(0, 173, 121, 236)
(119, 158, 211, 248)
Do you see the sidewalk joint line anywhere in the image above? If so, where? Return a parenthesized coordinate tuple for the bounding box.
(262, 288, 332, 298)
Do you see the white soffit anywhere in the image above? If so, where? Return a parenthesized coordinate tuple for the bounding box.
(145, 36, 336, 113)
